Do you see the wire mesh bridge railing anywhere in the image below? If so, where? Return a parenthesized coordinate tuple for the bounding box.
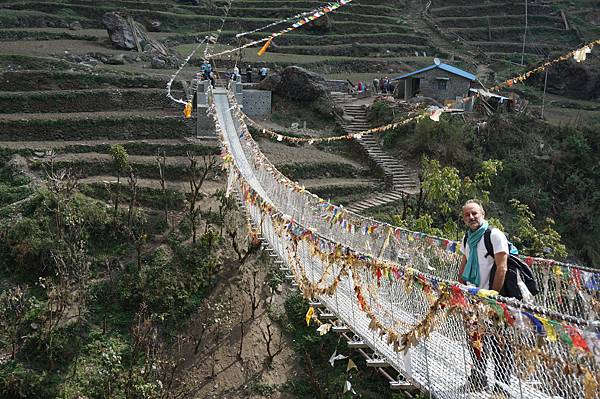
(209, 85, 599, 399)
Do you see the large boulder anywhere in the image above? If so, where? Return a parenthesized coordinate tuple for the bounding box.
(538, 59, 600, 100)
(102, 12, 181, 68)
(258, 66, 327, 101)
(257, 66, 343, 118)
(102, 12, 138, 50)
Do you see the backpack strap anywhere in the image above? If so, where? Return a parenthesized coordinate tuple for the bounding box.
(463, 228, 494, 258)
(483, 228, 494, 258)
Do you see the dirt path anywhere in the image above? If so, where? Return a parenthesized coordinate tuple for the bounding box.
(0, 39, 134, 57)
(404, 0, 484, 70)
(80, 175, 225, 194)
(299, 177, 379, 188)
(54, 152, 219, 165)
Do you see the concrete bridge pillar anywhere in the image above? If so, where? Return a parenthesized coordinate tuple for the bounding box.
(196, 79, 216, 138)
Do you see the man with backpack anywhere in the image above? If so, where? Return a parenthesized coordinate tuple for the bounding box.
(458, 199, 512, 397)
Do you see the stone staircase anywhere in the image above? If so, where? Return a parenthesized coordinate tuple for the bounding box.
(331, 92, 420, 214)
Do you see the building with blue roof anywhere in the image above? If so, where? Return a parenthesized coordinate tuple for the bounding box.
(392, 59, 477, 104)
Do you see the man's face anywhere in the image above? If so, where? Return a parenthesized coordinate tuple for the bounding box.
(462, 203, 484, 231)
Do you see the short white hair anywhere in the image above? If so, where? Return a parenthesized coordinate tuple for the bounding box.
(462, 199, 485, 215)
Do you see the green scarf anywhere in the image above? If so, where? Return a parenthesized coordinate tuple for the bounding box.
(462, 220, 489, 286)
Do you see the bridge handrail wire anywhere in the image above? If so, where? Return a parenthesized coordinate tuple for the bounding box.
(211, 86, 600, 399)
(223, 88, 599, 322)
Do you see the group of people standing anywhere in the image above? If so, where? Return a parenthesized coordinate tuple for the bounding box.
(200, 62, 269, 87)
(227, 65, 270, 84)
(200, 62, 215, 87)
(372, 77, 394, 94)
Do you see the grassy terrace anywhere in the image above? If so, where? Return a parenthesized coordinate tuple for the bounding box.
(447, 26, 579, 45)
(168, 31, 428, 46)
(0, 140, 220, 157)
(1, 2, 406, 29)
(0, 114, 188, 141)
(267, 43, 434, 57)
(0, 28, 98, 41)
(0, 0, 435, 74)
(0, 69, 177, 91)
(0, 89, 178, 113)
(435, 15, 564, 29)
(429, 3, 559, 17)
(179, 43, 434, 62)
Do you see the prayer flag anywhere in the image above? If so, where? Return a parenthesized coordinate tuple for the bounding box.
(258, 37, 273, 56)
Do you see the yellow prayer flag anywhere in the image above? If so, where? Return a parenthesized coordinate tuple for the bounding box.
(183, 102, 192, 119)
(347, 358, 358, 372)
(257, 38, 273, 57)
(305, 306, 314, 326)
(477, 289, 498, 298)
(538, 316, 557, 342)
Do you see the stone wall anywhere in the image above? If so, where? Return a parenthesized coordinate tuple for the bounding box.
(242, 89, 272, 119)
(415, 68, 472, 102)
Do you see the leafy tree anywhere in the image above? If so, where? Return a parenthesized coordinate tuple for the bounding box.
(509, 199, 567, 259)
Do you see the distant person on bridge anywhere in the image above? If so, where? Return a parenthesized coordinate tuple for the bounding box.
(246, 65, 252, 83)
(372, 78, 379, 94)
(458, 199, 512, 397)
(259, 66, 268, 81)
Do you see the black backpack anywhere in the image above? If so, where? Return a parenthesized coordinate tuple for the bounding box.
(463, 228, 539, 300)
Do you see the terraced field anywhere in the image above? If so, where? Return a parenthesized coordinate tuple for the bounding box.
(0, 0, 393, 207)
(428, 0, 582, 63)
(0, 0, 440, 76)
(1, 0, 596, 207)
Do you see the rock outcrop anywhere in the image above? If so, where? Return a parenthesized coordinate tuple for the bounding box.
(257, 66, 328, 101)
(256, 66, 343, 118)
(101, 12, 180, 68)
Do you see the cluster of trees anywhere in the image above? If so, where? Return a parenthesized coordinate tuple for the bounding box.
(372, 106, 573, 260)
(0, 145, 233, 398)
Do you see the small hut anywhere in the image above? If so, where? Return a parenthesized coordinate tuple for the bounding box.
(392, 59, 476, 104)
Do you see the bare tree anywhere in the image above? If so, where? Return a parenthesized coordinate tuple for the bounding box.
(259, 319, 284, 366)
(241, 267, 261, 320)
(0, 286, 30, 360)
(186, 154, 217, 244)
(129, 213, 147, 272)
(191, 300, 211, 355)
(237, 302, 246, 361)
(156, 150, 169, 226)
(40, 276, 73, 370)
(127, 167, 138, 228)
(205, 298, 236, 379)
(44, 159, 78, 240)
(43, 162, 92, 371)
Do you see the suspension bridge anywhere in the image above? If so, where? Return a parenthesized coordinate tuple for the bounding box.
(207, 82, 599, 399)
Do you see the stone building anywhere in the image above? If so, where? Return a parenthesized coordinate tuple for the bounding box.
(392, 60, 476, 104)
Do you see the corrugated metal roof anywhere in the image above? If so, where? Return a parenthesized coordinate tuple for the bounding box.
(392, 63, 476, 81)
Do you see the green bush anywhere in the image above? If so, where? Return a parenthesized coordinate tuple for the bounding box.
(0, 361, 55, 399)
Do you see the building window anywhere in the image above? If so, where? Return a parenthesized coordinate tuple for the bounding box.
(437, 79, 448, 90)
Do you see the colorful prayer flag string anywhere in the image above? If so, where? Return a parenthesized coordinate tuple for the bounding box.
(206, 0, 354, 59)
